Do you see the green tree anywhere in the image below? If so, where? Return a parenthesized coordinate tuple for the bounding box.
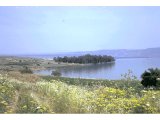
(141, 68, 160, 88)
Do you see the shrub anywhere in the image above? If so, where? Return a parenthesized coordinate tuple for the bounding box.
(20, 66, 33, 74)
(37, 64, 40, 66)
(157, 78, 160, 87)
(141, 68, 160, 88)
(51, 70, 61, 77)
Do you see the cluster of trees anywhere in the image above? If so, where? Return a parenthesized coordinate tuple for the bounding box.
(54, 54, 115, 64)
(141, 68, 160, 88)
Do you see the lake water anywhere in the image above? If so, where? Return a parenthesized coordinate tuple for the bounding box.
(34, 58, 160, 80)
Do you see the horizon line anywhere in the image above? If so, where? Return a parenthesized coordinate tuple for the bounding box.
(0, 46, 160, 56)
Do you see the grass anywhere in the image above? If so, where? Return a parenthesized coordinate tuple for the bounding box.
(0, 72, 160, 113)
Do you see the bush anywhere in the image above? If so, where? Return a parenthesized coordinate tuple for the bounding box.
(141, 68, 160, 88)
(157, 78, 160, 87)
(51, 70, 61, 77)
(20, 66, 33, 74)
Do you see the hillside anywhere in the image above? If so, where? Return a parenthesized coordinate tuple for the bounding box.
(1, 71, 160, 113)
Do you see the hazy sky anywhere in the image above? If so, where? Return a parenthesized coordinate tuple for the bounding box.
(0, 7, 160, 55)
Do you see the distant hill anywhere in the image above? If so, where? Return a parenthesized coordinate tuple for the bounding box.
(25, 47, 160, 59)
(87, 47, 160, 58)
(53, 47, 160, 59)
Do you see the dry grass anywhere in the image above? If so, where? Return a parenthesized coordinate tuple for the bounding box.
(7, 71, 40, 83)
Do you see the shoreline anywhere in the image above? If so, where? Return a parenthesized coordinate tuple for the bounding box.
(0, 56, 115, 71)
(0, 56, 85, 72)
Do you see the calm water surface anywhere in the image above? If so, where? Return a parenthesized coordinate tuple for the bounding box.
(35, 58, 160, 80)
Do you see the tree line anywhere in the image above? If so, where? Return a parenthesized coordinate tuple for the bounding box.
(53, 54, 115, 64)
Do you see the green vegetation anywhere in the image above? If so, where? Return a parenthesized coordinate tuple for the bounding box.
(141, 68, 160, 88)
(54, 54, 115, 64)
(0, 71, 160, 114)
(42, 76, 142, 91)
(51, 70, 61, 77)
(0, 75, 15, 113)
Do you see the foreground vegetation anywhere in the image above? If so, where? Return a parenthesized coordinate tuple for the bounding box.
(0, 71, 160, 114)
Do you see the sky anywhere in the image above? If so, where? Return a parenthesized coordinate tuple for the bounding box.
(0, 6, 160, 55)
